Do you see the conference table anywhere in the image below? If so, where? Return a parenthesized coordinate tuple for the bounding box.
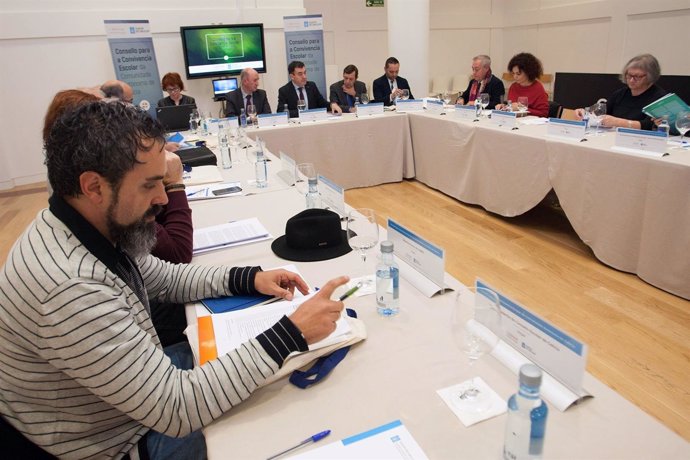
(244, 112, 415, 189)
(184, 150, 690, 459)
(406, 112, 690, 301)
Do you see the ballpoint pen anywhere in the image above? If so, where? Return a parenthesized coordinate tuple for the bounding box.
(338, 282, 363, 301)
(265, 430, 331, 460)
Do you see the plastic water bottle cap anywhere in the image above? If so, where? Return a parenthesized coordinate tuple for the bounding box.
(519, 363, 542, 387)
(380, 240, 394, 253)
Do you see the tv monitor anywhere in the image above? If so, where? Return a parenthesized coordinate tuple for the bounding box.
(180, 23, 267, 80)
(212, 78, 238, 95)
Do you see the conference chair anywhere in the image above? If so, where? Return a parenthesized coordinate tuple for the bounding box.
(548, 101, 563, 119)
(429, 75, 452, 97)
(451, 74, 470, 100)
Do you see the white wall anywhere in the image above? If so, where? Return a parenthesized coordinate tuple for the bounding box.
(2, 0, 690, 189)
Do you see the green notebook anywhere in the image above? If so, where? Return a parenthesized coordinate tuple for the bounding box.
(642, 93, 690, 125)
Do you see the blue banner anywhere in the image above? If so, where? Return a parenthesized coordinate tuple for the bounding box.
(104, 20, 162, 117)
(283, 15, 326, 98)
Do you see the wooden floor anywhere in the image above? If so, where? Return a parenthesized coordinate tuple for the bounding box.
(2, 180, 689, 442)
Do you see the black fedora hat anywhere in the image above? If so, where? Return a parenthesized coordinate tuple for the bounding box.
(271, 209, 352, 262)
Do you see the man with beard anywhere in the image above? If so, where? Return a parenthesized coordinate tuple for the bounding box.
(0, 101, 348, 459)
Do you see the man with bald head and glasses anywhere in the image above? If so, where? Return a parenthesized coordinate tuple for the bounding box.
(575, 53, 668, 130)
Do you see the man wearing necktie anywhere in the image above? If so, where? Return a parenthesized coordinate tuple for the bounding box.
(277, 61, 332, 118)
(329, 64, 368, 114)
(224, 67, 272, 118)
(372, 57, 414, 106)
(455, 55, 504, 110)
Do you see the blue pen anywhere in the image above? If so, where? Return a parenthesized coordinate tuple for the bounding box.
(266, 430, 331, 460)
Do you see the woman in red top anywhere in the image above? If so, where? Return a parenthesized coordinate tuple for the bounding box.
(499, 52, 549, 117)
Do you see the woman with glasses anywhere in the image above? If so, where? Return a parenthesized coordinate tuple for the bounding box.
(157, 72, 196, 107)
(496, 52, 549, 117)
(575, 54, 667, 130)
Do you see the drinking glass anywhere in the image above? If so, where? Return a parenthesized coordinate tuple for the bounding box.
(189, 109, 200, 134)
(675, 111, 690, 146)
(442, 92, 452, 107)
(517, 96, 528, 112)
(400, 89, 410, 100)
(246, 104, 257, 127)
(295, 162, 317, 196)
(346, 208, 379, 286)
(478, 93, 490, 113)
(450, 286, 502, 413)
(297, 98, 307, 113)
(360, 93, 370, 105)
(590, 101, 607, 135)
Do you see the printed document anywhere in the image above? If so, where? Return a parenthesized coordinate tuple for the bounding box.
(192, 218, 271, 254)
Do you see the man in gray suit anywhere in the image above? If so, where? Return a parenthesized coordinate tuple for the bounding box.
(329, 64, 367, 113)
(225, 68, 271, 118)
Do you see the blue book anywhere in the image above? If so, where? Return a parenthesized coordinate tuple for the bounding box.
(200, 295, 275, 314)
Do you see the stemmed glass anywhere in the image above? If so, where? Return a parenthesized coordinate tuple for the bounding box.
(400, 89, 410, 101)
(674, 111, 690, 147)
(478, 93, 490, 116)
(295, 162, 317, 197)
(346, 208, 379, 286)
(517, 96, 529, 113)
(590, 101, 607, 135)
(297, 97, 307, 114)
(360, 93, 370, 105)
(442, 92, 452, 107)
(450, 285, 502, 413)
(246, 104, 257, 128)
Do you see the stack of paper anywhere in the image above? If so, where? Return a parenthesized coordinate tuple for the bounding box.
(192, 217, 271, 254)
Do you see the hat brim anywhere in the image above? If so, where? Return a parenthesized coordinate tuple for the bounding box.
(271, 229, 352, 262)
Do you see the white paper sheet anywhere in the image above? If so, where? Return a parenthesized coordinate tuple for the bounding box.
(192, 217, 271, 254)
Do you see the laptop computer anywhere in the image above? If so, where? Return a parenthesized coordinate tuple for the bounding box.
(155, 104, 196, 132)
(212, 78, 238, 101)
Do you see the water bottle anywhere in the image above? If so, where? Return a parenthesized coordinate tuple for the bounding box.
(503, 364, 549, 460)
(254, 138, 268, 188)
(354, 97, 360, 114)
(305, 177, 322, 209)
(239, 108, 247, 129)
(200, 112, 209, 136)
(657, 115, 670, 136)
(475, 100, 483, 118)
(189, 112, 198, 134)
(582, 107, 590, 133)
(375, 241, 400, 316)
(218, 125, 231, 169)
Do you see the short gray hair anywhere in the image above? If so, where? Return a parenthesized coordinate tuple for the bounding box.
(473, 55, 491, 68)
(620, 54, 661, 84)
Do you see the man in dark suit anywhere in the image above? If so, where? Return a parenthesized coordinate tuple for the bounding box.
(277, 61, 335, 118)
(225, 68, 271, 118)
(329, 64, 368, 113)
(372, 57, 414, 106)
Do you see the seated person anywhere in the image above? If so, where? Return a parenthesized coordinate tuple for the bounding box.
(456, 54, 504, 110)
(225, 67, 272, 118)
(157, 72, 196, 107)
(277, 61, 335, 118)
(574, 53, 667, 130)
(497, 52, 549, 117)
(1, 100, 349, 458)
(101, 79, 134, 103)
(372, 57, 414, 106)
(43, 89, 194, 348)
(329, 64, 368, 113)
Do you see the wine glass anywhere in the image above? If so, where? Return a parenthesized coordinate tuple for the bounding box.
(360, 93, 370, 105)
(297, 97, 307, 114)
(478, 93, 490, 115)
(246, 104, 257, 127)
(294, 162, 317, 196)
(675, 111, 690, 147)
(346, 208, 379, 286)
(590, 101, 607, 135)
(450, 285, 502, 413)
(400, 89, 410, 101)
(517, 96, 528, 112)
(442, 91, 452, 107)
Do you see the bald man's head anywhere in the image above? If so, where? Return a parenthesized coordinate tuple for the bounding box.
(101, 80, 134, 103)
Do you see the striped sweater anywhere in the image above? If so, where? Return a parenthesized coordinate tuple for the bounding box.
(0, 206, 306, 458)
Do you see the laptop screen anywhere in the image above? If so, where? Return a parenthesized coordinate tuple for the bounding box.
(212, 78, 239, 96)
